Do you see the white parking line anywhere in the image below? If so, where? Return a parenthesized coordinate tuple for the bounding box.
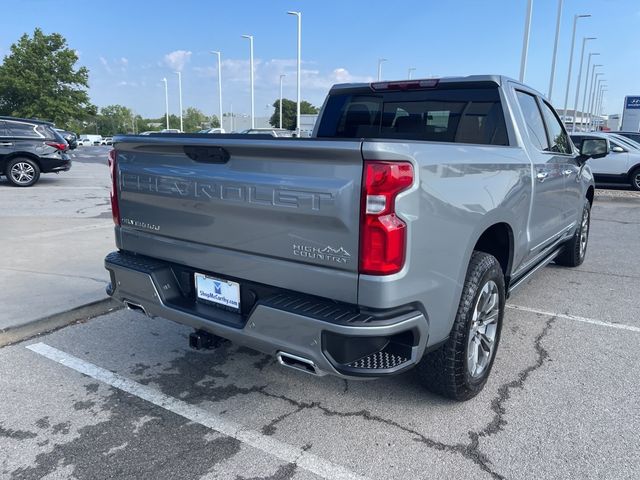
(507, 305, 640, 333)
(26, 342, 369, 480)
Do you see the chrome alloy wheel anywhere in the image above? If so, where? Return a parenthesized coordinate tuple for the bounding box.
(579, 206, 590, 259)
(10, 162, 36, 185)
(467, 280, 500, 378)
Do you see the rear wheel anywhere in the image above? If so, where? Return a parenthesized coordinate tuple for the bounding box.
(555, 198, 590, 267)
(5, 158, 40, 187)
(417, 251, 505, 401)
(630, 167, 640, 191)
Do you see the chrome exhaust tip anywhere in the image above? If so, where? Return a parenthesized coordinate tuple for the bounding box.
(123, 300, 147, 316)
(277, 352, 320, 376)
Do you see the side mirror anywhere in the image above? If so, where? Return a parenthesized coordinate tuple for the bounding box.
(579, 138, 608, 162)
(611, 146, 625, 153)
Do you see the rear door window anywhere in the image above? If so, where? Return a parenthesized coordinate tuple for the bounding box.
(540, 100, 571, 154)
(515, 91, 549, 151)
(6, 121, 42, 138)
(317, 87, 509, 146)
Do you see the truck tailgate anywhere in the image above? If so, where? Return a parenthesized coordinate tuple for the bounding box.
(114, 136, 363, 302)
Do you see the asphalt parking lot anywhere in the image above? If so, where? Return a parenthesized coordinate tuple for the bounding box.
(1, 147, 639, 480)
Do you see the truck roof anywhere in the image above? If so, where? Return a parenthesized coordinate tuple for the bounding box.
(329, 74, 542, 97)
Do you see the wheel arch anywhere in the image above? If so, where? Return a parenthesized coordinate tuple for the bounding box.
(3, 152, 42, 172)
(472, 222, 514, 289)
(627, 163, 640, 178)
(586, 185, 595, 206)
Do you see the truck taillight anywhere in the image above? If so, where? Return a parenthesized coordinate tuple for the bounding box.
(359, 161, 413, 275)
(108, 149, 120, 226)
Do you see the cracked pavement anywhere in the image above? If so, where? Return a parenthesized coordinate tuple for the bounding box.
(1, 149, 639, 479)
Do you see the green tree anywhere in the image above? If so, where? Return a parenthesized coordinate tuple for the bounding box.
(0, 28, 93, 125)
(269, 99, 318, 130)
(182, 107, 220, 132)
(96, 104, 134, 135)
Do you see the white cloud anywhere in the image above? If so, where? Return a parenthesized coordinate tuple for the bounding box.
(163, 50, 192, 71)
(100, 56, 128, 74)
(116, 80, 138, 87)
(99, 56, 112, 74)
(193, 58, 371, 92)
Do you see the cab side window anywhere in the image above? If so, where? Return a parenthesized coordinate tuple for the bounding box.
(540, 101, 571, 154)
(515, 91, 549, 151)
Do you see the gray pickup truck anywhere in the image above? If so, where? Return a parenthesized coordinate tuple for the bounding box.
(105, 75, 607, 400)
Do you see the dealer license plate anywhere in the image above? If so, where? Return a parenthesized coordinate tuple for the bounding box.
(194, 273, 240, 311)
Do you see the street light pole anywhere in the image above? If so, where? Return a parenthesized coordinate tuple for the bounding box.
(377, 58, 387, 81)
(580, 57, 600, 131)
(174, 71, 183, 132)
(586, 68, 601, 130)
(287, 11, 302, 136)
(548, 0, 563, 98)
(588, 73, 603, 130)
(241, 35, 255, 129)
(279, 74, 286, 129)
(162, 77, 169, 129)
(572, 37, 596, 132)
(211, 51, 223, 131)
(562, 14, 591, 120)
(591, 78, 605, 130)
(408, 67, 416, 80)
(595, 86, 607, 130)
(519, 0, 534, 82)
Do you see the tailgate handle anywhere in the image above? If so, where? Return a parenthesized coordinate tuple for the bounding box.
(183, 146, 230, 164)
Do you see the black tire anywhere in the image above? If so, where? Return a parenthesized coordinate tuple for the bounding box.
(417, 251, 505, 401)
(630, 167, 640, 191)
(5, 157, 40, 187)
(555, 198, 591, 267)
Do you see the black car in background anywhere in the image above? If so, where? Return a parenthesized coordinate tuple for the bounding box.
(55, 128, 78, 150)
(0, 116, 71, 187)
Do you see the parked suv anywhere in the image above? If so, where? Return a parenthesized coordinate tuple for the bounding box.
(0, 116, 71, 187)
(571, 132, 640, 190)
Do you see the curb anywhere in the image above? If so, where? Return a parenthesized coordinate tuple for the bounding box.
(0, 298, 122, 347)
(594, 194, 640, 205)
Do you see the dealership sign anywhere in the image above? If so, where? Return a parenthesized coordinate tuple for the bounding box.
(621, 96, 640, 131)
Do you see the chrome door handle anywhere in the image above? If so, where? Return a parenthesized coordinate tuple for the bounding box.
(562, 169, 573, 176)
(0, 142, 13, 146)
(536, 171, 549, 182)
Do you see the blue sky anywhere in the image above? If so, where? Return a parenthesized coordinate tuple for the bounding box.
(2, 0, 638, 118)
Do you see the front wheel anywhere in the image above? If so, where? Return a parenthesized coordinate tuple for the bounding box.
(555, 199, 591, 267)
(417, 251, 505, 401)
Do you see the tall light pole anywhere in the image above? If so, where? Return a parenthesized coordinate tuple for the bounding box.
(594, 84, 607, 130)
(588, 73, 604, 130)
(548, 0, 563, 98)
(287, 11, 302, 136)
(408, 67, 416, 79)
(161, 77, 169, 129)
(562, 14, 591, 120)
(571, 37, 596, 132)
(174, 71, 183, 132)
(593, 86, 604, 131)
(211, 51, 223, 131)
(279, 74, 286, 129)
(242, 35, 255, 129)
(519, 0, 534, 82)
(580, 56, 600, 131)
(591, 78, 605, 130)
(377, 58, 387, 81)
(586, 67, 602, 129)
